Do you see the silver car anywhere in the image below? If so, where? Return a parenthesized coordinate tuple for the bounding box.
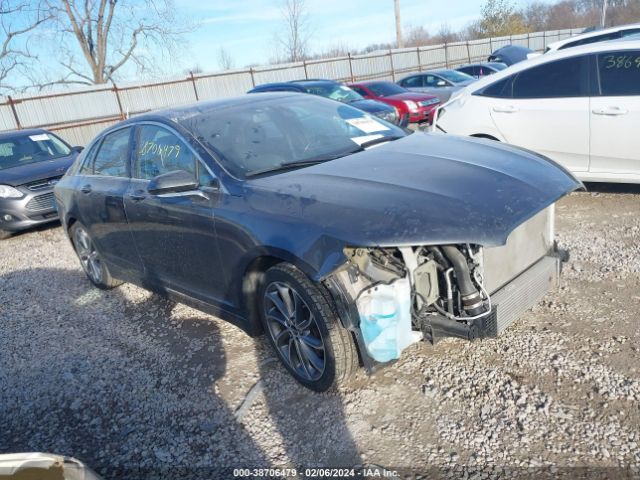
(397, 69, 476, 103)
(0, 129, 80, 239)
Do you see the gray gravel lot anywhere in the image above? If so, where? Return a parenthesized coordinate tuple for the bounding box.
(1, 184, 640, 479)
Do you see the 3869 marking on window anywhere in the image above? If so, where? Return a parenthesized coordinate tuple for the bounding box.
(602, 55, 640, 69)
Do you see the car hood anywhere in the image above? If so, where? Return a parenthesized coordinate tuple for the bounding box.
(385, 92, 438, 102)
(245, 133, 581, 248)
(0, 154, 76, 187)
(347, 99, 394, 113)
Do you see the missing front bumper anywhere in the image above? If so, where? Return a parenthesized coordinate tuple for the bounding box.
(427, 254, 560, 342)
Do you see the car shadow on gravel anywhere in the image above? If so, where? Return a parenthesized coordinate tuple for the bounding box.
(0, 267, 274, 479)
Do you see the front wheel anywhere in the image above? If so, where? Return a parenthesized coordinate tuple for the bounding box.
(259, 263, 359, 392)
(70, 223, 122, 289)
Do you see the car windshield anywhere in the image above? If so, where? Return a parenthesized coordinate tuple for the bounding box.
(179, 95, 407, 178)
(302, 84, 364, 103)
(438, 70, 475, 83)
(366, 82, 407, 97)
(0, 132, 71, 171)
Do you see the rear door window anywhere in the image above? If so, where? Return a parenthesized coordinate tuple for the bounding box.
(596, 50, 640, 96)
(92, 128, 131, 177)
(511, 56, 588, 98)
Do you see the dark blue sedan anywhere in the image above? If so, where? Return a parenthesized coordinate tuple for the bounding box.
(54, 93, 580, 391)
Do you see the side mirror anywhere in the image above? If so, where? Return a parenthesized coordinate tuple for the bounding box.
(436, 80, 447, 87)
(148, 170, 199, 195)
(72, 146, 84, 153)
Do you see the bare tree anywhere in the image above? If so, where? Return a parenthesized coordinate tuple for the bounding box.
(38, 0, 190, 87)
(275, 0, 311, 62)
(0, 1, 50, 93)
(217, 47, 234, 71)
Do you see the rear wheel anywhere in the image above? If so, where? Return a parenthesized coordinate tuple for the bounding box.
(259, 263, 359, 392)
(70, 223, 122, 289)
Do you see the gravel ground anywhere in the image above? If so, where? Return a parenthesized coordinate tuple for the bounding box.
(1, 184, 640, 479)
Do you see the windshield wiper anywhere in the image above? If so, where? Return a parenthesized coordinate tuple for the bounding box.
(245, 159, 331, 177)
(358, 135, 405, 149)
(244, 136, 405, 178)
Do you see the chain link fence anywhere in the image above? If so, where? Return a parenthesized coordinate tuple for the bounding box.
(0, 28, 584, 146)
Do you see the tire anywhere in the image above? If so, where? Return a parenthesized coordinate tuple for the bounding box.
(69, 222, 123, 290)
(259, 263, 359, 392)
(0, 230, 12, 240)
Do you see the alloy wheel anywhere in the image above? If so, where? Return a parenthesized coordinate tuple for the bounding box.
(74, 227, 102, 284)
(263, 281, 326, 381)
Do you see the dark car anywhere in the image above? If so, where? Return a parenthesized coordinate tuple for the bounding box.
(348, 81, 440, 124)
(487, 45, 533, 65)
(455, 62, 508, 79)
(397, 69, 476, 103)
(54, 93, 580, 391)
(248, 79, 407, 126)
(0, 129, 80, 239)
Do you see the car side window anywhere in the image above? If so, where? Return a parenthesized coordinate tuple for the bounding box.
(458, 67, 473, 76)
(351, 86, 368, 97)
(511, 56, 588, 98)
(475, 76, 513, 98)
(402, 76, 422, 88)
(597, 50, 640, 96)
(78, 139, 101, 175)
(134, 125, 196, 180)
(92, 128, 130, 177)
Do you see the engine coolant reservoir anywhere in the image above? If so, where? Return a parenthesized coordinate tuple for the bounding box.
(357, 278, 421, 362)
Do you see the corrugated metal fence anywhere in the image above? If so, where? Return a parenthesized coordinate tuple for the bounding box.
(0, 28, 583, 146)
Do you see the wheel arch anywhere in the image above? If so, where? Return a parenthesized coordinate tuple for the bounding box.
(239, 249, 321, 337)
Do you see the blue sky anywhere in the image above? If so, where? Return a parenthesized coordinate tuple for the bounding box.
(180, 0, 555, 71)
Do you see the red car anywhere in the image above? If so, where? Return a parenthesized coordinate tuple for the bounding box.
(349, 81, 441, 124)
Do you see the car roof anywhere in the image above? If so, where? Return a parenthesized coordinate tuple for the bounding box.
(0, 128, 48, 140)
(106, 92, 301, 131)
(547, 22, 640, 51)
(456, 39, 640, 98)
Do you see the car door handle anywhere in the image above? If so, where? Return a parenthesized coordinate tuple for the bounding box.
(592, 106, 628, 116)
(492, 105, 519, 113)
(80, 184, 92, 194)
(128, 190, 146, 201)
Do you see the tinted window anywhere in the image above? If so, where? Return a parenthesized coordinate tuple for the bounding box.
(0, 132, 71, 171)
(92, 128, 130, 177)
(475, 76, 512, 98)
(401, 76, 423, 88)
(78, 140, 101, 175)
(350, 86, 369, 97)
(134, 125, 196, 180)
(512, 56, 588, 98)
(597, 50, 640, 96)
(457, 66, 474, 76)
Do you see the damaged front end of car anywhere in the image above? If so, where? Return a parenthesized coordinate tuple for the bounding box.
(324, 206, 562, 369)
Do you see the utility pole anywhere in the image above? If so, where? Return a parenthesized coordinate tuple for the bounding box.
(394, 0, 403, 48)
(601, 0, 608, 28)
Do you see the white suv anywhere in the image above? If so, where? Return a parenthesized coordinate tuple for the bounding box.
(434, 40, 640, 183)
